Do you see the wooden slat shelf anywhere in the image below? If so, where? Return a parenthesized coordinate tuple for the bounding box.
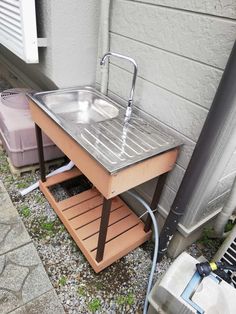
(39, 168, 151, 273)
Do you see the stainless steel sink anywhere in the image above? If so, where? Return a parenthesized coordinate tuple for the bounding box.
(33, 87, 119, 124)
(29, 86, 182, 173)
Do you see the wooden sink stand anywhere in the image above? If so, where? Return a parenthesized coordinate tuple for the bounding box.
(30, 101, 178, 272)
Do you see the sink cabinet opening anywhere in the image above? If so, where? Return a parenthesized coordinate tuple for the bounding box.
(49, 174, 92, 202)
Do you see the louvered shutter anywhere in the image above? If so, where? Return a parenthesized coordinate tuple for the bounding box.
(0, 0, 38, 63)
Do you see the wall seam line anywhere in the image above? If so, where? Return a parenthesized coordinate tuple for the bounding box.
(109, 31, 226, 72)
(110, 63, 209, 112)
(109, 62, 212, 111)
(220, 170, 236, 182)
(119, 0, 236, 23)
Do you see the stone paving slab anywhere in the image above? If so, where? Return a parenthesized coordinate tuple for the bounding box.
(0, 181, 65, 314)
(0, 236, 53, 313)
(0, 182, 31, 255)
(9, 290, 65, 314)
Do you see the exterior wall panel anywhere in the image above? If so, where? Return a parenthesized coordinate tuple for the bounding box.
(96, 0, 236, 231)
(133, 0, 236, 19)
(109, 33, 223, 110)
(110, 0, 236, 68)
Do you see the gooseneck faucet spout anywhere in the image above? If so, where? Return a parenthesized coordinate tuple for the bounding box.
(100, 52, 138, 121)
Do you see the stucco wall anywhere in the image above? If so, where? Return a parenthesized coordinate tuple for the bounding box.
(0, 0, 100, 89)
(96, 0, 236, 231)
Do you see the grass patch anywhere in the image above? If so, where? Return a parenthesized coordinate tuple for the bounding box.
(58, 276, 67, 286)
(31, 217, 56, 239)
(40, 220, 55, 231)
(29, 216, 63, 240)
(16, 181, 29, 189)
(117, 293, 135, 306)
(88, 298, 101, 313)
(225, 220, 235, 233)
(0, 161, 9, 174)
(20, 206, 31, 217)
(35, 194, 44, 204)
(198, 227, 215, 247)
(77, 286, 86, 297)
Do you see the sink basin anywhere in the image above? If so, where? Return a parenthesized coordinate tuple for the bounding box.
(33, 87, 119, 124)
(28, 86, 182, 173)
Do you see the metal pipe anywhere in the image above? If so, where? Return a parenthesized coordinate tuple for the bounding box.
(35, 124, 46, 182)
(144, 172, 168, 232)
(100, 52, 138, 120)
(99, 0, 111, 95)
(158, 40, 236, 261)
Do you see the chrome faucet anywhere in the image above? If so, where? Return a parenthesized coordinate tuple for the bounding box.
(100, 52, 138, 121)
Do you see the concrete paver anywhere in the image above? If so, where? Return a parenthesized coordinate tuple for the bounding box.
(0, 183, 31, 255)
(9, 290, 65, 314)
(0, 181, 65, 314)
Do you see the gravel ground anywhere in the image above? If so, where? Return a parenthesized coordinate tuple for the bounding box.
(0, 147, 164, 313)
(0, 147, 222, 313)
(0, 80, 222, 313)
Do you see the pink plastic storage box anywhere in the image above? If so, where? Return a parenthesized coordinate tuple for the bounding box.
(0, 89, 64, 167)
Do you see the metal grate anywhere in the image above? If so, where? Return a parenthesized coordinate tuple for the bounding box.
(0, 0, 38, 63)
(215, 225, 236, 287)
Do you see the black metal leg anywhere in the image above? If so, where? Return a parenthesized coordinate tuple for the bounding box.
(144, 172, 168, 232)
(96, 197, 112, 262)
(35, 124, 46, 182)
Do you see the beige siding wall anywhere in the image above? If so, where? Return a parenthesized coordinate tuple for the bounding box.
(96, 0, 236, 228)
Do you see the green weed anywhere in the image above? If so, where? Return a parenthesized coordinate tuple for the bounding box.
(58, 276, 67, 286)
(225, 220, 235, 233)
(77, 286, 86, 296)
(17, 182, 29, 189)
(20, 206, 31, 217)
(88, 298, 101, 313)
(40, 220, 55, 231)
(198, 227, 215, 246)
(35, 194, 44, 204)
(117, 293, 135, 306)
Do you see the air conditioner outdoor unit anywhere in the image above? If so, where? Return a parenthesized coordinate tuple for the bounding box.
(214, 224, 236, 288)
(148, 252, 236, 314)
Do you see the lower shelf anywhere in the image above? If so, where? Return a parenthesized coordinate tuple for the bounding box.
(39, 168, 151, 272)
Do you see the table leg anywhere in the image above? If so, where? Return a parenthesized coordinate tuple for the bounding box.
(144, 172, 168, 232)
(96, 197, 112, 262)
(35, 124, 46, 182)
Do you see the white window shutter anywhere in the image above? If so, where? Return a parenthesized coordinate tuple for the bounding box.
(0, 0, 39, 63)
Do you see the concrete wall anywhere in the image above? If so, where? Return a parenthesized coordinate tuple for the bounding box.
(96, 0, 236, 234)
(0, 0, 100, 89)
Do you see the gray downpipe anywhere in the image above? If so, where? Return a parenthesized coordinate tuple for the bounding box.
(214, 176, 236, 237)
(158, 41, 236, 261)
(99, 0, 111, 95)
